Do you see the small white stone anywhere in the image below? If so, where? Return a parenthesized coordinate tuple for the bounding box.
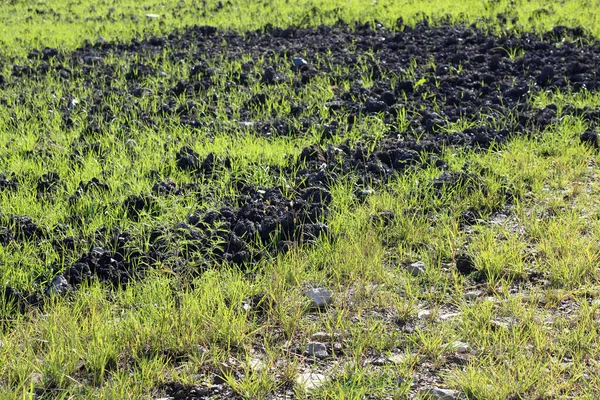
(248, 357, 265, 372)
(305, 288, 333, 310)
(310, 331, 335, 342)
(296, 372, 328, 391)
(418, 309, 433, 320)
(439, 312, 461, 321)
(450, 341, 469, 353)
(464, 290, 483, 300)
(419, 387, 463, 399)
(387, 353, 407, 364)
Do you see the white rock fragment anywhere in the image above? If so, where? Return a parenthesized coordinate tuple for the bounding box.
(305, 288, 332, 311)
(450, 341, 469, 353)
(310, 331, 335, 342)
(296, 372, 328, 391)
(45, 275, 71, 296)
(248, 357, 265, 372)
(464, 290, 483, 300)
(417, 309, 433, 320)
(30, 372, 43, 385)
(406, 261, 426, 276)
(387, 353, 407, 364)
(439, 312, 461, 321)
(419, 387, 463, 399)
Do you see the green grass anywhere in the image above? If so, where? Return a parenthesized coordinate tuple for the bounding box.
(1, 0, 599, 58)
(1, 0, 600, 399)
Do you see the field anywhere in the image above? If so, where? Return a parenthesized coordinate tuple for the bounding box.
(1, 0, 600, 398)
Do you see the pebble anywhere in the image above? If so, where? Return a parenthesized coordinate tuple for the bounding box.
(368, 357, 387, 366)
(83, 56, 103, 65)
(406, 261, 426, 276)
(305, 342, 329, 359)
(417, 309, 433, 320)
(310, 331, 335, 342)
(44, 274, 71, 296)
(293, 57, 308, 69)
(331, 342, 343, 355)
(464, 290, 483, 300)
(248, 357, 265, 372)
(361, 189, 374, 197)
(296, 372, 328, 391)
(450, 341, 469, 353)
(439, 312, 461, 321)
(419, 387, 463, 399)
(305, 288, 332, 311)
(387, 353, 407, 364)
(68, 98, 79, 110)
(490, 317, 516, 330)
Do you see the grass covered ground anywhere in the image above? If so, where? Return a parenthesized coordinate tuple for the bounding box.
(1, 0, 599, 57)
(1, 0, 600, 399)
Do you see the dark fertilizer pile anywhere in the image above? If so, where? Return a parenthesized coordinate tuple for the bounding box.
(2, 21, 600, 312)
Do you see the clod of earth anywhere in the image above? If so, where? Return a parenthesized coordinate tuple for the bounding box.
(455, 253, 477, 275)
(580, 130, 599, 149)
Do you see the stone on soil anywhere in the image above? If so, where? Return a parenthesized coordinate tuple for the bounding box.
(305, 342, 329, 359)
(45, 274, 71, 296)
(248, 357, 265, 372)
(450, 341, 469, 353)
(406, 261, 426, 276)
(419, 387, 463, 399)
(305, 287, 332, 310)
(293, 57, 308, 69)
(464, 290, 483, 300)
(296, 372, 328, 391)
(387, 353, 407, 364)
(418, 309, 433, 320)
(310, 331, 335, 342)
